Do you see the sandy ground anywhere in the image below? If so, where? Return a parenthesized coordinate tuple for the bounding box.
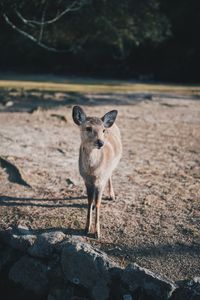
(0, 89, 200, 282)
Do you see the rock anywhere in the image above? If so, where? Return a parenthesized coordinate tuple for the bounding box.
(123, 295, 132, 300)
(0, 244, 18, 271)
(92, 280, 110, 300)
(47, 255, 64, 284)
(189, 277, 200, 294)
(0, 226, 36, 252)
(10, 234, 36, 252)
(121, 263, 176, 300)
(55, 235, 85, 253)
(9, 255, 49, 295)
(17, 224, 32, 235)
(48, 288, 71, 300)
(5, 101, 14, 107)
(61, 237, 116, 299)
(28, 231, 66, 258)
(2, 229, 185, 300)
(170, 287, 199, 300)
(109, 268, 128, 300)
(171, 278, 200, 300)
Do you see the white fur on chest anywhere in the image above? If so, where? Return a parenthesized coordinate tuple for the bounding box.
(80, 147, 102, 174)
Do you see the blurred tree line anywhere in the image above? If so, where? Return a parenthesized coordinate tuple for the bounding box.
(0, 0, 199, 82)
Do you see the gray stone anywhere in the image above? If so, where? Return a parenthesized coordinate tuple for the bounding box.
(48, 288, 71, 300)
(92, 280, 110, 300)
(55, 235, 85, 251)
(17, 224, 32, 235)
(47, 256, 65, 286)
(9, 255, 49, 295)
(171, 278, 200, 300)
(28, 231, 66, 258)
(61, 237, 116, 294)
(189, 277, 200, 294)
(0, 245, 18, 271)
(9, 234, 36, 252)
(0, 226, 36, 252)
(122, 263, 176, 300)
(123, 295, 132, 300)
(170, 287, 199, 300)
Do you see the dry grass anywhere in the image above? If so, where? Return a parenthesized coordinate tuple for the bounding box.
(0, 74, 200, 95)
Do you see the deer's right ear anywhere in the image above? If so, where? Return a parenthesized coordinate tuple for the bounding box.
(72, 106, 86, 126)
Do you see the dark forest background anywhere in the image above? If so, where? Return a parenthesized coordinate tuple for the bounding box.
(0, 0, 199, 83)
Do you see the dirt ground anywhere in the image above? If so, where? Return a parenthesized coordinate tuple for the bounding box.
(0, 88, 200, 282)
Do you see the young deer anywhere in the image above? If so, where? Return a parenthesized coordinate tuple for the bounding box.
(72, 106, 122, 238)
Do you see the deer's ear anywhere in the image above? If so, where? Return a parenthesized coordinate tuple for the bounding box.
(101, 110, 118, 128)
(72, 106, 86, 126)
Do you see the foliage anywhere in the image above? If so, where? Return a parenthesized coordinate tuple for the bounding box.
(0, 0, 199, 82)
(1, 0, 171, 53)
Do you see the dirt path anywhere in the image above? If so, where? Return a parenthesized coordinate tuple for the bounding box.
(0, 90, 200, 282)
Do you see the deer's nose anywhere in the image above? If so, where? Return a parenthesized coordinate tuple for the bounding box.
(97, 139, 104, 148)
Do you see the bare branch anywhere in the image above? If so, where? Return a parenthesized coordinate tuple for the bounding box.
(15, 11, 35, 28)
(39, 6, 46, 42)
(2, 1, 89, 53)
(3, 14, 67, 53)
(15, 10, 36, 28)
(15, 0, 87, 26)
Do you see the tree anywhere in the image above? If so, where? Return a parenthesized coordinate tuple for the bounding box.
(1, 0, 90, 52)
(1, 0, 171, 57)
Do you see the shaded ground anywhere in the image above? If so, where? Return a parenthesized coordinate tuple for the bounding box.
(0, 87, 200, 282)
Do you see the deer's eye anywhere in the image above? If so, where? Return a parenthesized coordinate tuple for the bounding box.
(86, 127, 92, 132)
(103, 129, 106, 133)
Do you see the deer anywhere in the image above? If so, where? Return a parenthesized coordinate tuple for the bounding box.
(72, 106, 122, 238)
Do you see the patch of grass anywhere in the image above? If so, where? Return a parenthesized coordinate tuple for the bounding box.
(0, 74, 200, 95)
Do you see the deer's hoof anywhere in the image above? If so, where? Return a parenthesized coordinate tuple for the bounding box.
(94, 227, 101, 239)
(94, 232, 100, 239)
(85, 226, 93, 236)
(105, 195, 115, 201)
(84, 227, 89, 234)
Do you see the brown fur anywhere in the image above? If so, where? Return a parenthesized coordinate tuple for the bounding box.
(72, 106, 122, 238)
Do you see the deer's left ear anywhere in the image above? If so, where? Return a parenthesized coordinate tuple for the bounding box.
(101, 110, 118, 128)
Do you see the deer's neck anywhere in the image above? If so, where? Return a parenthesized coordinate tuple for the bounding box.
(81, 144, 103, 170)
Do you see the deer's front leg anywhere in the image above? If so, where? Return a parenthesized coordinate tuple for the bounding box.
(85, 184, 95, 234)
(108, 176, 115, 200)
(94, 186, 103, 239)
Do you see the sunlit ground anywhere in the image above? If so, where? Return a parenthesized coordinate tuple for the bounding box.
(0, 73, 199, 95)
